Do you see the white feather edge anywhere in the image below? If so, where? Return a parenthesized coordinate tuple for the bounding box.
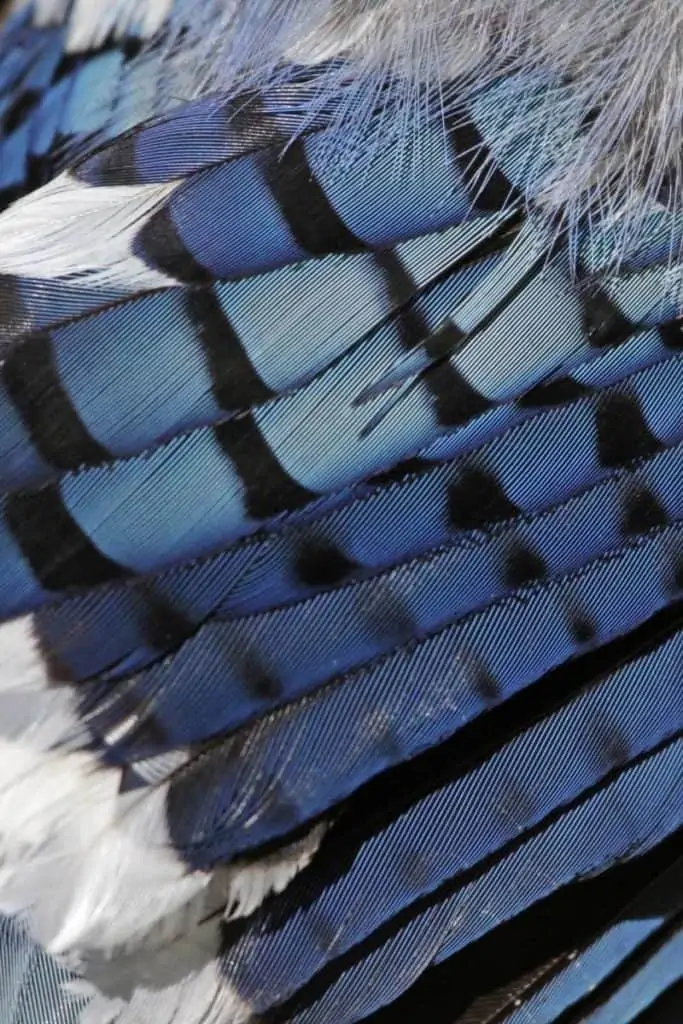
(0, 616, 328, 1021)
(26, 0, 173, 50)
(0, 172, 177, 289)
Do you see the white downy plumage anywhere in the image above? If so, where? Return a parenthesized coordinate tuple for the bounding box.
(0, 617, 327, 1020)
(6, 0, 683, 286)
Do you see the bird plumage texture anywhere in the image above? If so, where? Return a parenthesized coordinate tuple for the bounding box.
(0, 0, 679, 1022)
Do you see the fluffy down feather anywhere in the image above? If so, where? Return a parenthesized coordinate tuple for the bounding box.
(16, 0, 683, 262)
(145, 0, 683, 244)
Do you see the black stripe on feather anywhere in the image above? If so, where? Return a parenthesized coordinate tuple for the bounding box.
(136, 203, 212, 284)
(595, 391, 664, 468)
(5, 485, 125, 589)
(294, 536, 358, 588)
(215, 413, 315, 520)
(427, 356, 493, 427)
(580, 285, 634, 349)
(659, 321, 683, 350)
(517, 376, 592, 407)
(500, 538, 548, 587)
(376, 212, 528, 358)
(373, 252, 476, 427)
(421, 243, 554, 428)
(185, 288, 274, 409)
(85, 131, 139, 187)
(621, 483, 670, 536)
(2, 330, 110, 470)
(135, 585, 198, 658)
(445, 106, 522, 211)
(361, 214, 529, 428)
(447, 462, 520, 529)
(374, 249, 429, 348)
(264, 137, 366, 255)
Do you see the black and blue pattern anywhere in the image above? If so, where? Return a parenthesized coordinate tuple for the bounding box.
(0, 4, 182, 210)
(0, 5, 680, 1023)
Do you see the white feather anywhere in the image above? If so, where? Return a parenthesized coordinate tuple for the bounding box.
(80, 941, 252, 1024)
(29, 0, 172, 48)
(0, 618, 212, 956)
(0, 172, 178, 289)
(0, 617, 326, 1020)
(223, 821, 329, 921)
(65, 827, 328, 1021)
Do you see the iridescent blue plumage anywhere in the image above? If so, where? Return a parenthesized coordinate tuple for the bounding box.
(0, 3, 679, 1024)
(0, 4, 181, 209)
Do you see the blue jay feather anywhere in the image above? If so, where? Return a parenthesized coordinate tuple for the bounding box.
(0, 2, 679, 1023)
(492, 851, 683, 1024)
(0, 4, 180, 210)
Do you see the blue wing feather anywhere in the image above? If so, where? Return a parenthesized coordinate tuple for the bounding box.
(0, 6, 679, 1023)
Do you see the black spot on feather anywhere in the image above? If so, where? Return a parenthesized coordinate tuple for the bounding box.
(592, 722, 630, 771)
(240, 650, 283, 702)
(595, 391, 662, 468)
(581, 286, 633, 349)
(294, 538, 357, 588)
(621, 484, 668, 536)
(502, 540, 547, 588)
(566, 604, 598, 645)
(448, 465, 519, 530)
(363, 584, 416, 647)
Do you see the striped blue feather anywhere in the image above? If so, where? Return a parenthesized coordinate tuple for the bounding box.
(30, 317, 682, 683)
(0, 11, 679, 1022)
(207, 643, 683, 1001)
(4, 331, 683, 621)
(82, 440, 683, 756)
(222, 738, 683, 1022)
(0, 217, 492, 490)
(151, 524, 683, 862)
(28, 334, 683, 686)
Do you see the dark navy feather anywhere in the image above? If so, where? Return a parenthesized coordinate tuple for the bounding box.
(222, 738, 683, 1022)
